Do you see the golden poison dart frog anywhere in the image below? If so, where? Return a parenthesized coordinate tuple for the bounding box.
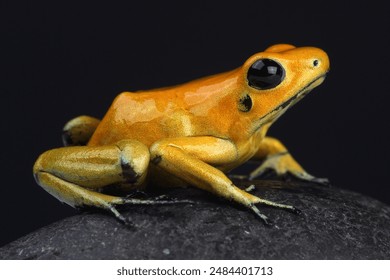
(33, 44, 330, 225)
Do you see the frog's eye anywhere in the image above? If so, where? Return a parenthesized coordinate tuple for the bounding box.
(247, 59, 285, 90)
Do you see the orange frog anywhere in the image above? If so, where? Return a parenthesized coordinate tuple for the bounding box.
(33, 44, 330, 225)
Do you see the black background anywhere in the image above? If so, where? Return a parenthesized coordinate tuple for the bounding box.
(1, 0, 389, 247)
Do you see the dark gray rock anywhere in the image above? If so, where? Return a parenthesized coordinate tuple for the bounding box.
(1, 179, 389, 259)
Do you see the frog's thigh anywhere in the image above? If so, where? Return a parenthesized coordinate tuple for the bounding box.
(150, 137, 258, 206)
(62, 115, 100, 146)
(33, 140, 149, 211)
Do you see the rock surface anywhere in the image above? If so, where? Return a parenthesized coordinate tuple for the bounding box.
(1, 179, 389, 259)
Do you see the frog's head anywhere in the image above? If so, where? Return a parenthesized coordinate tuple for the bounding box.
(237, 44, 329, 133)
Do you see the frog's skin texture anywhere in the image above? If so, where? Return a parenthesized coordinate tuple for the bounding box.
(33, 44, 330, 225)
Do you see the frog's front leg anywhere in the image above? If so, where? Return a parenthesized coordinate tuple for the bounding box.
(249, 137, 329, 184)
(33, 140, 185, 224)
(150, 137, 300, 225)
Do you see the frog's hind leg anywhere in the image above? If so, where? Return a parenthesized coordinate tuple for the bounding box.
(150, 137, 300, 226)
(33, 140, 185, 225)
(62, 115, 100, 146)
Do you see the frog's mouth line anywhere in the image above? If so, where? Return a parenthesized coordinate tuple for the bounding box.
(252, 74, 327, 133)
(272, 74, 327, 114)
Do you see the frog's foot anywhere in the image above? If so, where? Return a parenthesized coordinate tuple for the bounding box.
(255, 198, 301, 215)
(124, 191, 192, 202)
(112, 196, 193, 226)
(79, 195, 193, 227)
(122, 196, 194, 205)
(288, 171, 330, 185)
(154, 195, 196, 204)
(249, 152, 329, 186)
(249, 198, 301, 226)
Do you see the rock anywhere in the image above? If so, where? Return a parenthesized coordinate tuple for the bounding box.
(0, 179, 389, 259)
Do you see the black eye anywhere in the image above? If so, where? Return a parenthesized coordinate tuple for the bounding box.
(247, 59, 285, 90)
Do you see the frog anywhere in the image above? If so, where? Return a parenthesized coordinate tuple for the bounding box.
(33, 44, 330, 225)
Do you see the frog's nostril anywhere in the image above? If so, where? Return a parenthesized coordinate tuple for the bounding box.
(313, 59, 319, 67)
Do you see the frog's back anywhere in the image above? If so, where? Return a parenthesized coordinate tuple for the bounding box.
(88, 69, 241, 147)
(87, 91, 184, 147)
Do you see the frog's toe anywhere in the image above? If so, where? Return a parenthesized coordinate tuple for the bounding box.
(309, 176, 330, 186)
(119, 216, 137, 229)
(124, 193, 193, 203)
(245, 184, 256, 192)
(255, 198, 301, 214)
(289, 171, 330, 186)
(290, 206, 302, 215)
(106, 204, 137, 229)
(249, 203, 273, 226)
(152, 194, 196, 203)
(122, 197, 193, 205)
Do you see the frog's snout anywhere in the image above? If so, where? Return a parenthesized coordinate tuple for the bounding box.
(309, 47, 330, 74)
(283, 46, 330, 74)
(313, 58, 330, 77)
